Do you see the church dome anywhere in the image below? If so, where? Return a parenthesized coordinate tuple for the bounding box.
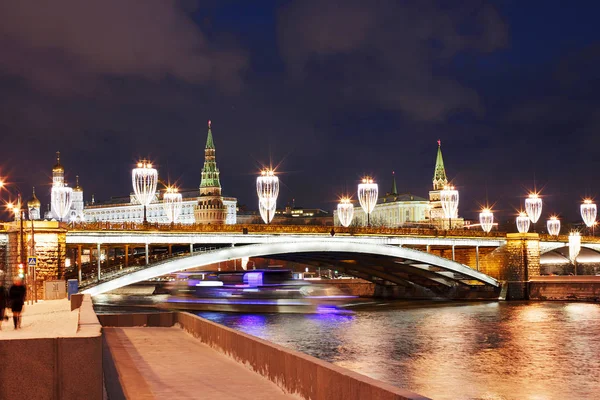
(27, 187, 41, 208)
(73, 175, 83, 192)
(53, 151, 64, 172)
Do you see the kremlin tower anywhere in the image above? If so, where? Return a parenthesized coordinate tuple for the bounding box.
(194, 121, 227, 224)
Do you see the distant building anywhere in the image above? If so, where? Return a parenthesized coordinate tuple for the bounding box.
(333, 142, 464, 228)
(237, 204, 332, 226)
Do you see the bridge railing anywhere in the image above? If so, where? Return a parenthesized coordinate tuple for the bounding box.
(69, 221, 508, 239)
(77, 247, 219, 290)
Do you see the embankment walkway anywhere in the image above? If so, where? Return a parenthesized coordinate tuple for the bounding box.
(104, 326, 295, 399)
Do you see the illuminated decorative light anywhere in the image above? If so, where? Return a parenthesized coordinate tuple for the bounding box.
(163, 187, 183, 223)
(357, 177, 378, 226)
(479, 208, 494, 233)
(440, 185, 459, 219)
(568, 231, 581, 263)
(256, 169, 279, 224)
(516, 211, 530, 233)
(337, 198, 354, 227)
(525, 193, 542, 223)
(132, 159, 158, 223)
(580, 199, 597, 228)
(546, 216, 561, 236)
(51, 186, 73, 222)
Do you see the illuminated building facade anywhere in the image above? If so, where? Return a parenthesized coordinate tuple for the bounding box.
(47, 152, 85, 222)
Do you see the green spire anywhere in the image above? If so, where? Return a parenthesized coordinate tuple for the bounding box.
(200, 120, 221, 190)
(433, 140, 448, 190)
(205, 120, 215, 149)
(391, 171, 398, 195)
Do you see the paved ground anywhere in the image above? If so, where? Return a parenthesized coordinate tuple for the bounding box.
(104, 327, 296, 400)
(0, 299, 78, 339)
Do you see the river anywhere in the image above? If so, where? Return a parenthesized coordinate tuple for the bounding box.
(194, 301, 600, 400)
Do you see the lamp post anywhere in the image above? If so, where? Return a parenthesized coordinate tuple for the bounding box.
(516, 211, 530, 233)
(357, 177, 378, 227)
(337, 197, 354, 227)
(525, 192, 542, 232)
(580, 199, 597, 236)
(51, 185, 73, 222)
(546, 216, 561, 237)
(440, 185, 459, 230)
(256, 169, 279, 224)
(569, 231, 581, 276)
(162, 186, 182, 224)
(132, 160, 158, 225)
(479, 208, 494, 233)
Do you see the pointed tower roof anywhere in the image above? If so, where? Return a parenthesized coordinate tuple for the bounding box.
(27, 187, 41, 208)
(74, 175, 83, 192)
(432, 140, 448, 190)
(205, 120, 215, 149)
(53, 151, 64, 172)
(391, 171, 398, 195)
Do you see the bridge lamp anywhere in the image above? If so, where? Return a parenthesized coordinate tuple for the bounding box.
(440, 185, 459, 229)
(568, 231, 581, 275)
(479, 208, 494, 233)
(357, 177, 378, 227)
(516, 211, 530, 234)
(580, 199, 597, 235)
(132, 160, 158, 224)
(525, 192, 542, 231)
(337, 197, 354, 227)
(256, 169, 279, 224)
(546, 216, 561, 237)
(162, 187, 182, 224)
(51, 185, 73, 222)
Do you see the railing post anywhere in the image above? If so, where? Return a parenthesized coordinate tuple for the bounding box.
(452, 244, 455, 261)
(145, 243, 149, 266)
(97, 242, 101, 281)
(476, 245, 480, 271)
(190, 243, 194, 255)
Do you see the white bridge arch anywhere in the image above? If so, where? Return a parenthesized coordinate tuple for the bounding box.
(83, 240, 499, 296)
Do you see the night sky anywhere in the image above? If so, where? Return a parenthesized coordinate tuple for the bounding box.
(1, 1, 599, 223)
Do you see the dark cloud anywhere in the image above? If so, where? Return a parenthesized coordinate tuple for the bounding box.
(0, 1, 247, 96)
(277, 0, 508, 121)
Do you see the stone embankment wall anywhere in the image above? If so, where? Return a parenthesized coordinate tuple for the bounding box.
(529, 277, 600, 301)
(99, 312, 430, 400)
(0, 295, 103, 400)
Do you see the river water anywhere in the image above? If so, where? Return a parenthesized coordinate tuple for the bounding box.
(194, 301, 600, 400)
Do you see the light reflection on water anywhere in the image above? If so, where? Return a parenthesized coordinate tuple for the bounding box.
(197, 302, 600, 400)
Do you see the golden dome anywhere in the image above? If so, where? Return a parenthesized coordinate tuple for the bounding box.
(27, 187, 41, 208)
(73, 175, 83, 192)
(52, 151, 64, 172)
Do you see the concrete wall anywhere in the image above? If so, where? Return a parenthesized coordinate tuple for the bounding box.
(0, 295, 103, 400)
(99, 312, 429, 400)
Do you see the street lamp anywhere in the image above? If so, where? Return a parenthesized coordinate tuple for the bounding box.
(580, 199, 597, 236)
(569, 231, 581, 275)
(51, 185, 73, 222)
(162, 186, 182, 224)
(132, 160, 158, 224)
(256, 169, 279, 224)
(440, 185, 459, 229)
(479, 208, 494, 233)
(546, 216, 561, 237)
(337, 197, 354, 227)
(525, 192, 542, 232)
(357, 177, 378, 227)
(516, 211, 530, 233)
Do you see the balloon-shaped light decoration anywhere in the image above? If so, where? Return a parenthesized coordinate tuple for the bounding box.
(479, 208, 494, 233)
(51, 185, 73, 222)
(516, 211, 530, 233)
(581, 199, 597, 228)
(525, 192, 542, 224)
(256, 169, 279, 224)
(440, 185, 459, 229)
(357, 177, 378, 227)
(132, 160, 158, 223)
(547, 216, 561, 236)
(162, 187, 182, 223)
(569, 231, 581, 264)
(337, 197, 354, 227)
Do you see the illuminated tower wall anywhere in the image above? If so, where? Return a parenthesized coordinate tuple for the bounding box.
(194, 121, 227, 225)
(70, 175, 85, 222)
(50, 151, 65, 220)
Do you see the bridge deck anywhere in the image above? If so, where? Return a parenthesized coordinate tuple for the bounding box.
(104, 327, 294, 399)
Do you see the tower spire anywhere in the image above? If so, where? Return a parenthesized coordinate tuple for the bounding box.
(205, 120, 215, 150)
(200, 120, 221, 190)
(391, 171, 398, 195)
(433, 140, 448, 190)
